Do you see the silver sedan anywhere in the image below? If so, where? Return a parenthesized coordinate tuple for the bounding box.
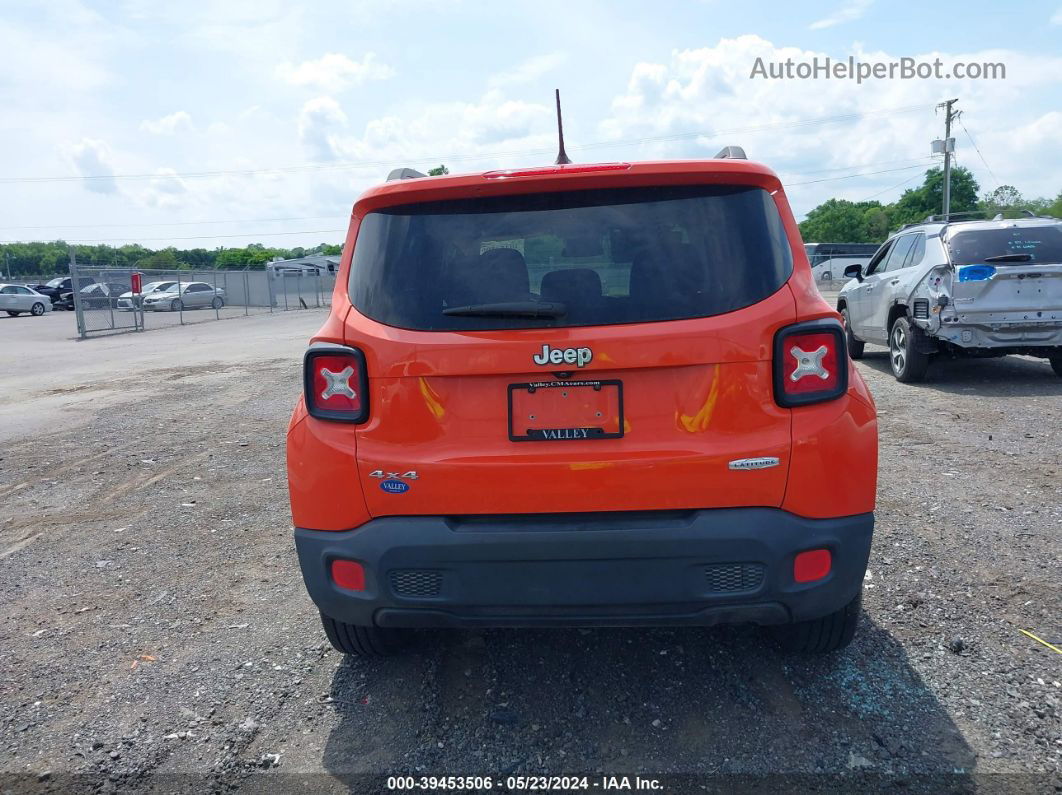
(116, 281, 178, 311)
(0, 284, 52, 316)
(143, 282, 226, 312)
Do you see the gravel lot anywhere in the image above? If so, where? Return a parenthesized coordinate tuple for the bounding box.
(0, 305, 1059, 792)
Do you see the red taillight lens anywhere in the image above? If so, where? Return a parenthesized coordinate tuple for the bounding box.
(331, 559, 366, 591)
(773, 321, 847, 407)
(304, 346, 369, 423)
(793, 548, 832, 583)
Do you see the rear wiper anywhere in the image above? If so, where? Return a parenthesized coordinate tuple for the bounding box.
(982, 254, 1033, 263)
(442, 301, 567, 318)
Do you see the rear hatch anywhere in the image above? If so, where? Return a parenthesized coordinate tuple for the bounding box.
(946, 223, 1062, 328)
(346, 183, 797, 517)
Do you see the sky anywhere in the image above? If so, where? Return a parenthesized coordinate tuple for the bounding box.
(0, 0, 1060, 249)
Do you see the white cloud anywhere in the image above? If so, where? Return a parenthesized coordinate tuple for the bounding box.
(277, 52, 394, 92)
(139, 111, 195, 135)
(1052, 6, 1062, 24)
(298, 96, 349, 161)
(330, 94, 553, 165)
(65, 138, 119, 195)
(140, 168, 190, 208)
(488, 53, 567, 88)
(809, 0, 874, 30)
(597, 36, 1062, 214)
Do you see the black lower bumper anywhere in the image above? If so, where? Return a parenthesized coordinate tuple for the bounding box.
(294, 509, 873, 629)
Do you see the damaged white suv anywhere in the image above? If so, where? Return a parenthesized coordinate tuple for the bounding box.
(838, 216, 1062, 382)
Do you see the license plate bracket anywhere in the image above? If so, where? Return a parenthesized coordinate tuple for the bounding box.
(508, 379, 624, 442)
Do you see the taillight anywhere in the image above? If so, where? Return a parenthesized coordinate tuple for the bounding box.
(303, 345, 369, 423)
(773, 319, 848, 407)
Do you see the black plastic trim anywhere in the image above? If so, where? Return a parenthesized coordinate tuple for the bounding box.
(773, 318, 849, 408)
(294, 508, 874, 629)
(303, 344, 370, 424)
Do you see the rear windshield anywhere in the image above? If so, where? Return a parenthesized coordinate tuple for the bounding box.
(947, 225, 1062, 266)
(349, 185, 793, 330)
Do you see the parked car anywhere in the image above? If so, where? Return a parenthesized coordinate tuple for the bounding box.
(55, 281, 131, 311)
(0, 284, 52, 316)
(116, 281, 178, 311)
(33, 276, 96, 307)
(142, 282, 226, 311)
(838, 216, 1062, 382)
(287, 154, 879, 658)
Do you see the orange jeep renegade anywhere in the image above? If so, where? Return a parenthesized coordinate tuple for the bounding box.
(287, 150, 878, 656)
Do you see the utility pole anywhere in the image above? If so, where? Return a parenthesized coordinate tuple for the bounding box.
(937, 98, 959, 217)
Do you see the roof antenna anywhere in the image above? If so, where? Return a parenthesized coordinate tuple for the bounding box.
(554, 89, 571, 165)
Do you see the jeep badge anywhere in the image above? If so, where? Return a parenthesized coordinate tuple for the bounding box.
(532, 344, 593, 368)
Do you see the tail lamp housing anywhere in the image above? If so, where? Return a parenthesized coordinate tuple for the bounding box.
(773, 319, 848, 407)
(303, 344, 369, 423)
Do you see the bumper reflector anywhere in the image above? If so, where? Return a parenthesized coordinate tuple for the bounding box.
(793, 548, 832, 583)
(331, 560, 366, 591)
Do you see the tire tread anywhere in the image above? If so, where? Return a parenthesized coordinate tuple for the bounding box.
(320, 613, 404, 657)
(772, 591, 862, 653)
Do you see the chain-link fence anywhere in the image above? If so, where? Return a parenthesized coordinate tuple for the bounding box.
(67, 261, 337, 338)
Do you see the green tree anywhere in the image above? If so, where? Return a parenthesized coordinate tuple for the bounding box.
(891, 166, 980, 224)
(427, 165, 449, 176)
(798, 199, 885, 243)
(136, 249, 182, 270)
(1044, 191, 1062, 218)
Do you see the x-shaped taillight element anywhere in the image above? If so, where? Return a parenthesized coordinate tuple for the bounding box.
(789, 345, 829, 381)
(320, 366, 357, 400)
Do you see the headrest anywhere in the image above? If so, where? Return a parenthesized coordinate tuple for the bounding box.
(446, 247, 530, 305)
(540, 268, 603, 304)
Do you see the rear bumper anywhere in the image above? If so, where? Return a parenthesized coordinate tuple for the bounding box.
(294, 508, 873, 629)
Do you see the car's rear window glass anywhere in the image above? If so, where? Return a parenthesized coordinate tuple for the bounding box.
(349, 185, 793, 330)
(947, 225, 1062, 266)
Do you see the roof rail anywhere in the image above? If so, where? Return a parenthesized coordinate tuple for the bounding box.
(387, 167, 427, 181)
(922, 211, 984, 223)
(714, 146, 747, 160)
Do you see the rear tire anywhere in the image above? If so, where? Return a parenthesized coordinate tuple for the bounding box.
(170, 298, 183, 312)
(320, 613, 407, 657)
(31, 302, 46, 316)
(889, 316, 929, 383)
(841, 306, 864, 360)
(211, 296, 224, 309)
(771, 591, 862, 653)
(1049, 354, 1062, 377)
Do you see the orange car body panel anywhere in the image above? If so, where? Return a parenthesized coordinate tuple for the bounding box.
(287, 160, 877, 532)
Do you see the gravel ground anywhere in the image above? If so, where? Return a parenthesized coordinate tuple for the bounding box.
(0, 309, 1060, 793)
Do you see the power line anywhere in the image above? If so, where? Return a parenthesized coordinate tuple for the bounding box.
(960, 121, 1000, 189)
(778, 156, 934, 177)
(0, 229, 346, 244)
(0, 103, 936, 186)
(859, 170, 927, 201)
(783, 163, 930, 187)
(0, 214, 345, 231)
(0, 165, 933, 244)
(0, 157, 936, 233)
(0, 163, 939, 244)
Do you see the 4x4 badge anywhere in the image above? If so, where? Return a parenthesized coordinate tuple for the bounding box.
(533, 344, 592, 368)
